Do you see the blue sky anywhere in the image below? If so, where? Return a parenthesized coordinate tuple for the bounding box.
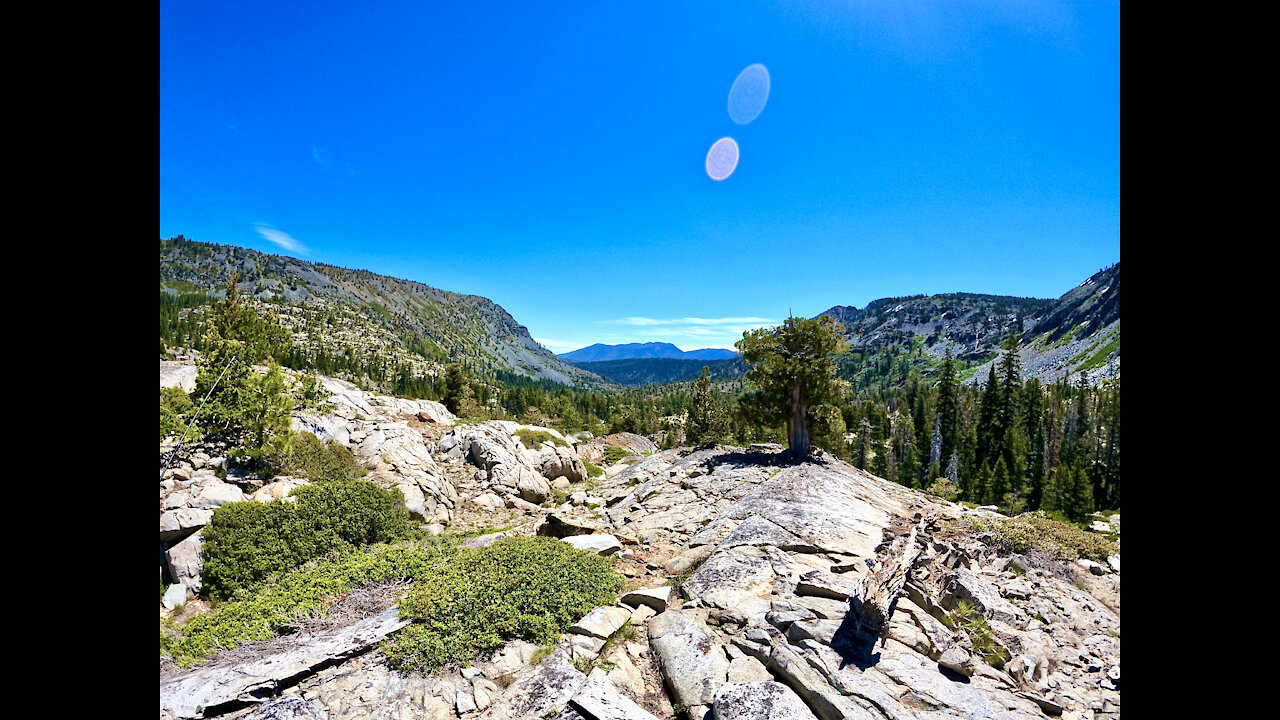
(161, 1, 1119, 353)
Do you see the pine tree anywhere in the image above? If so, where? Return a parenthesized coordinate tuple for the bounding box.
(193, 272, 293, 441)
(936, 348, 959, 468)
(1022, 378, 1047, 509)
(736, 315, 849, 458)
(975, 364, 1002, 471)
(686, 366, 726, 446)
(989, 456, 1011, 508)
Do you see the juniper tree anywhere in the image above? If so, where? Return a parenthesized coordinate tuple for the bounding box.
(736, 315, 849, 458)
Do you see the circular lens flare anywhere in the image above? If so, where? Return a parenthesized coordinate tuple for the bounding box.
(706, 137, 740, 181)
(728, 64, 770, 125)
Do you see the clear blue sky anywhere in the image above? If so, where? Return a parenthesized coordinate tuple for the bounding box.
(161, 1, 1119, 353)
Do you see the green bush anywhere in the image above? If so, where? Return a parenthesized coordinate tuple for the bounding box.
(201, 480, 412, 599)
(279, 431, 367, 483)
(385, 536, 623, 672)
(160, 386, 199, 442)
(163, 539, 458, 666)
(603, 446, 633, 464)
(583, 461, 605, 478)
(969, 512, 1117, 562)
(514, 428, 569, 449)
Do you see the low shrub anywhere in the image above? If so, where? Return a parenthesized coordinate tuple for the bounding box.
(201, 480, 412, 599)
(162, 539, 458, 666)
(969, 512, 1117, 562)
(514, 429, 569, 449)
(278, 431, 366, 483)
(385, 536, 623, 672)
(603, 446, 633, 464)
(583, 461, 605, 479)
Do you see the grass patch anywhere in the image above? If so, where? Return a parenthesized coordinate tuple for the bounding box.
(583, 461, 605, 478)
(385, 536, 623, 673)
(514, 429, 569, 449)
(967, 512, 1117, 563)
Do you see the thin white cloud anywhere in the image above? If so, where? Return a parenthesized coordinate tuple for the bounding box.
(618, 316, 775, 326)
(254, 224, 308, 254)
(311, 146, 333, 171)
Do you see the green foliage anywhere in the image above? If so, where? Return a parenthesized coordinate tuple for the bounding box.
(924, 476, 959, 502)
(443, 363, 480, 418)
(583, 461, 605, 478)
(603, 446, 633, 464)
(277, 432, 367, 483)
(514, 428, 569, 449)
(294, 372, 334, 413)
(948, 600, 1008, 668)
(968, 512, 1117, 562)
(160, 386, 200, 442)
(685, 366, 727, 445)
(162, 539, 458, 666)
(193, 273, 294, 444)
(736, 315, 849, 457)
(385, 536, 623, 672)
(201, 480, 411, 600)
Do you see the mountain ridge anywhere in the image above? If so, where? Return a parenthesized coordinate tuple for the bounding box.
(558, 342, 738, 362)
(159, 237, 611, 389)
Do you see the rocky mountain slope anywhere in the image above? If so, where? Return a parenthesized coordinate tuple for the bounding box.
(160, 364, 1120, 720)
(160, 237, 607, 388)
(818, 264, 1120, 386)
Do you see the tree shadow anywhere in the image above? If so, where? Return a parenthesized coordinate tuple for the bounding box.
(830, 609, 881, 671)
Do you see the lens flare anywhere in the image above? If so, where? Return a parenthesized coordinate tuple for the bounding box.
(706, 137, 740, 181)
(728, 64, 770, 125)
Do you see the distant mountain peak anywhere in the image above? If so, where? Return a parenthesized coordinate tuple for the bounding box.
(558, 342, 738, 363)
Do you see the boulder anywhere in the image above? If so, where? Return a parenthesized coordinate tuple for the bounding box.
(570, 671, 662, 720)
(477, 648, 587, 720)
(621, 586, 671, 613)
(939, 569, 1024, 625)
(541, 445, 588, 484)
(162, 583, 190, 610)
(537, 513, 602, 538)
(796, 569, 858, 601)
(570, 605, 632, 640)
(648, 611, 731, 707)
(190, 481, 245, 509)
(561, 534, 622, 556)
(713, 681, 819, 720)
(165, 530, 204, 594)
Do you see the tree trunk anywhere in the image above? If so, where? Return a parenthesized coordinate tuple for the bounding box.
(789, 385, 808, 458)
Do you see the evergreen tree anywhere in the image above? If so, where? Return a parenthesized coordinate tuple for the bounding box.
(242, 362, 294, 458)
(736, 315, 849, 458)
(1022, 378, 1047, 509)
(936, 347, 959, 467)
(988, 456, 1011, 508)
(686, 366, 726, 445)
(193, 272, 293, 441)
(975, 364, 1002, 471)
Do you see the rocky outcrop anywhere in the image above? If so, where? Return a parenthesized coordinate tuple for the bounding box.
(159, 425, 1119, 720)
(160, 607, 410, 720)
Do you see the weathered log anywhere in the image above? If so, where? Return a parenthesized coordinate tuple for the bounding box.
(849, 519, 926, 637)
